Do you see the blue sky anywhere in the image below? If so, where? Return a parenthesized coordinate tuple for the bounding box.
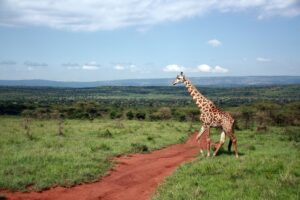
(0, 0, 300, 81)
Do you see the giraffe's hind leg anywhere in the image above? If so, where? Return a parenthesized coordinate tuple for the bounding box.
(223, 122, 238, 158)
(213, 131, 226, 156)
(227, 130, 238, 158)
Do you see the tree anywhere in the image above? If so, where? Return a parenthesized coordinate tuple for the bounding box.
(158, 107, 172, 120)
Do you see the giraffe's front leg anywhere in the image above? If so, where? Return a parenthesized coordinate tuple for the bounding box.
(206, 127, 211, 157)
(196, 126, 206, 156)
(196, 126, 205, 141)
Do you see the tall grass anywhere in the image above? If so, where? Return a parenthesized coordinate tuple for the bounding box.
(0, 116, 192, 191)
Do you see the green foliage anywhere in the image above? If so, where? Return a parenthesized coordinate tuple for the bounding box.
(126, 110, 134, 120)
(282, 127, 300, 143)
(158, 107, 172, 120)
(1, 85, 299, 119)
(149, 112, 162, 121)
(136, 111, 146, 120)
(110, 111, 122, 119)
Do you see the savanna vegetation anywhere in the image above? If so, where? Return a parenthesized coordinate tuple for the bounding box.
(0, 85, 299, 198)
(152, 127, 300, 200)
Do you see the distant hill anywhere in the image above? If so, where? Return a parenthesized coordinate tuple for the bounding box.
(0, 76, 299, 87)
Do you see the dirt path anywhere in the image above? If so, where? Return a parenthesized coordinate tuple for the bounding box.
(2, 132, 207, 200)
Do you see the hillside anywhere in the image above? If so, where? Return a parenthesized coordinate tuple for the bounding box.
(0, 76, 299, 87)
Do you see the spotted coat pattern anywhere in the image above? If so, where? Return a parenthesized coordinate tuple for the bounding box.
(183, 79, 238, 157)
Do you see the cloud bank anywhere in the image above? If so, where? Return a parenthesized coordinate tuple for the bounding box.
(0, 0, 299, 31)
(197, 64, 228, 73)
(163, 64, 228, 73)
(163, 64, 186, 72)
(82, 61, 100, 70)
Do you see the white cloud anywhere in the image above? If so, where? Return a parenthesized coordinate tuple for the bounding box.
(0, 0, 299, 31)
(197, 64, 212, 72)
(256, 57, 271, 62)
(197, 64, 228, 73)
(114, 65, 125, 70)
(113, 63, 147, 73)
(207, 39, 222, 47)
(214, 65, 228, 73)
(163, 64, 185, 72)
(82, 61, 100, 70)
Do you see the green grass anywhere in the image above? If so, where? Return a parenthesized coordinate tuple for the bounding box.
(0, 116, 192, 191)
(152, 127, 300, 200)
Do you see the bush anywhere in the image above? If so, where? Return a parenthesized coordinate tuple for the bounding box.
(149, 112, 161, 121)
(136, 112, 146, 120)
(158, 107, 172, 120)
(179, 114, 186, 122)
(110, 111, 122, 119)
(126, 111, 134, 120)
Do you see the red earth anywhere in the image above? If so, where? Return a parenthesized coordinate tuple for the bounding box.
(1, 131, 208, 200)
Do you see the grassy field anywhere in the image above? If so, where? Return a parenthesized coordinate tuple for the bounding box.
(152, 127, 300, 200)
(0, 116, 192, 191)
(0, 116, 299, 199)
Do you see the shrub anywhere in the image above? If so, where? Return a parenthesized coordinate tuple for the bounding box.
(136, 112, 146, 120)
(179, 114, 186, 122)
(110, 111, 122, 119)
(126, 111, 134, 120)
(158, 107, 172, 120)
(149, 112, 161, 121)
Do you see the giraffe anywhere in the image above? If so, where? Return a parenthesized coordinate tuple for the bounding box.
(172, 72, 238, 158)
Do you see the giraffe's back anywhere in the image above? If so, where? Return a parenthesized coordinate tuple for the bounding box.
(200, 107, 234, 128)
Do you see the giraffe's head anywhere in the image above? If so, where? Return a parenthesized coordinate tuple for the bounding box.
(172, 72, 186, 85)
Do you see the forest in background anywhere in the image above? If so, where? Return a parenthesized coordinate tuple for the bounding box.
(0, 85, 299, 129)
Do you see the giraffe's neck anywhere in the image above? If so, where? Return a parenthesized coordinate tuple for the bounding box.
(184, 79, 211, 111)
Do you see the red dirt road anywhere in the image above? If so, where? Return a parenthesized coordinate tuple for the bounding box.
(2, 132, 207, 200)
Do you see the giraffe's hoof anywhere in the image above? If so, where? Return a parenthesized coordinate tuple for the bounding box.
(235, 154, 239, 158)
